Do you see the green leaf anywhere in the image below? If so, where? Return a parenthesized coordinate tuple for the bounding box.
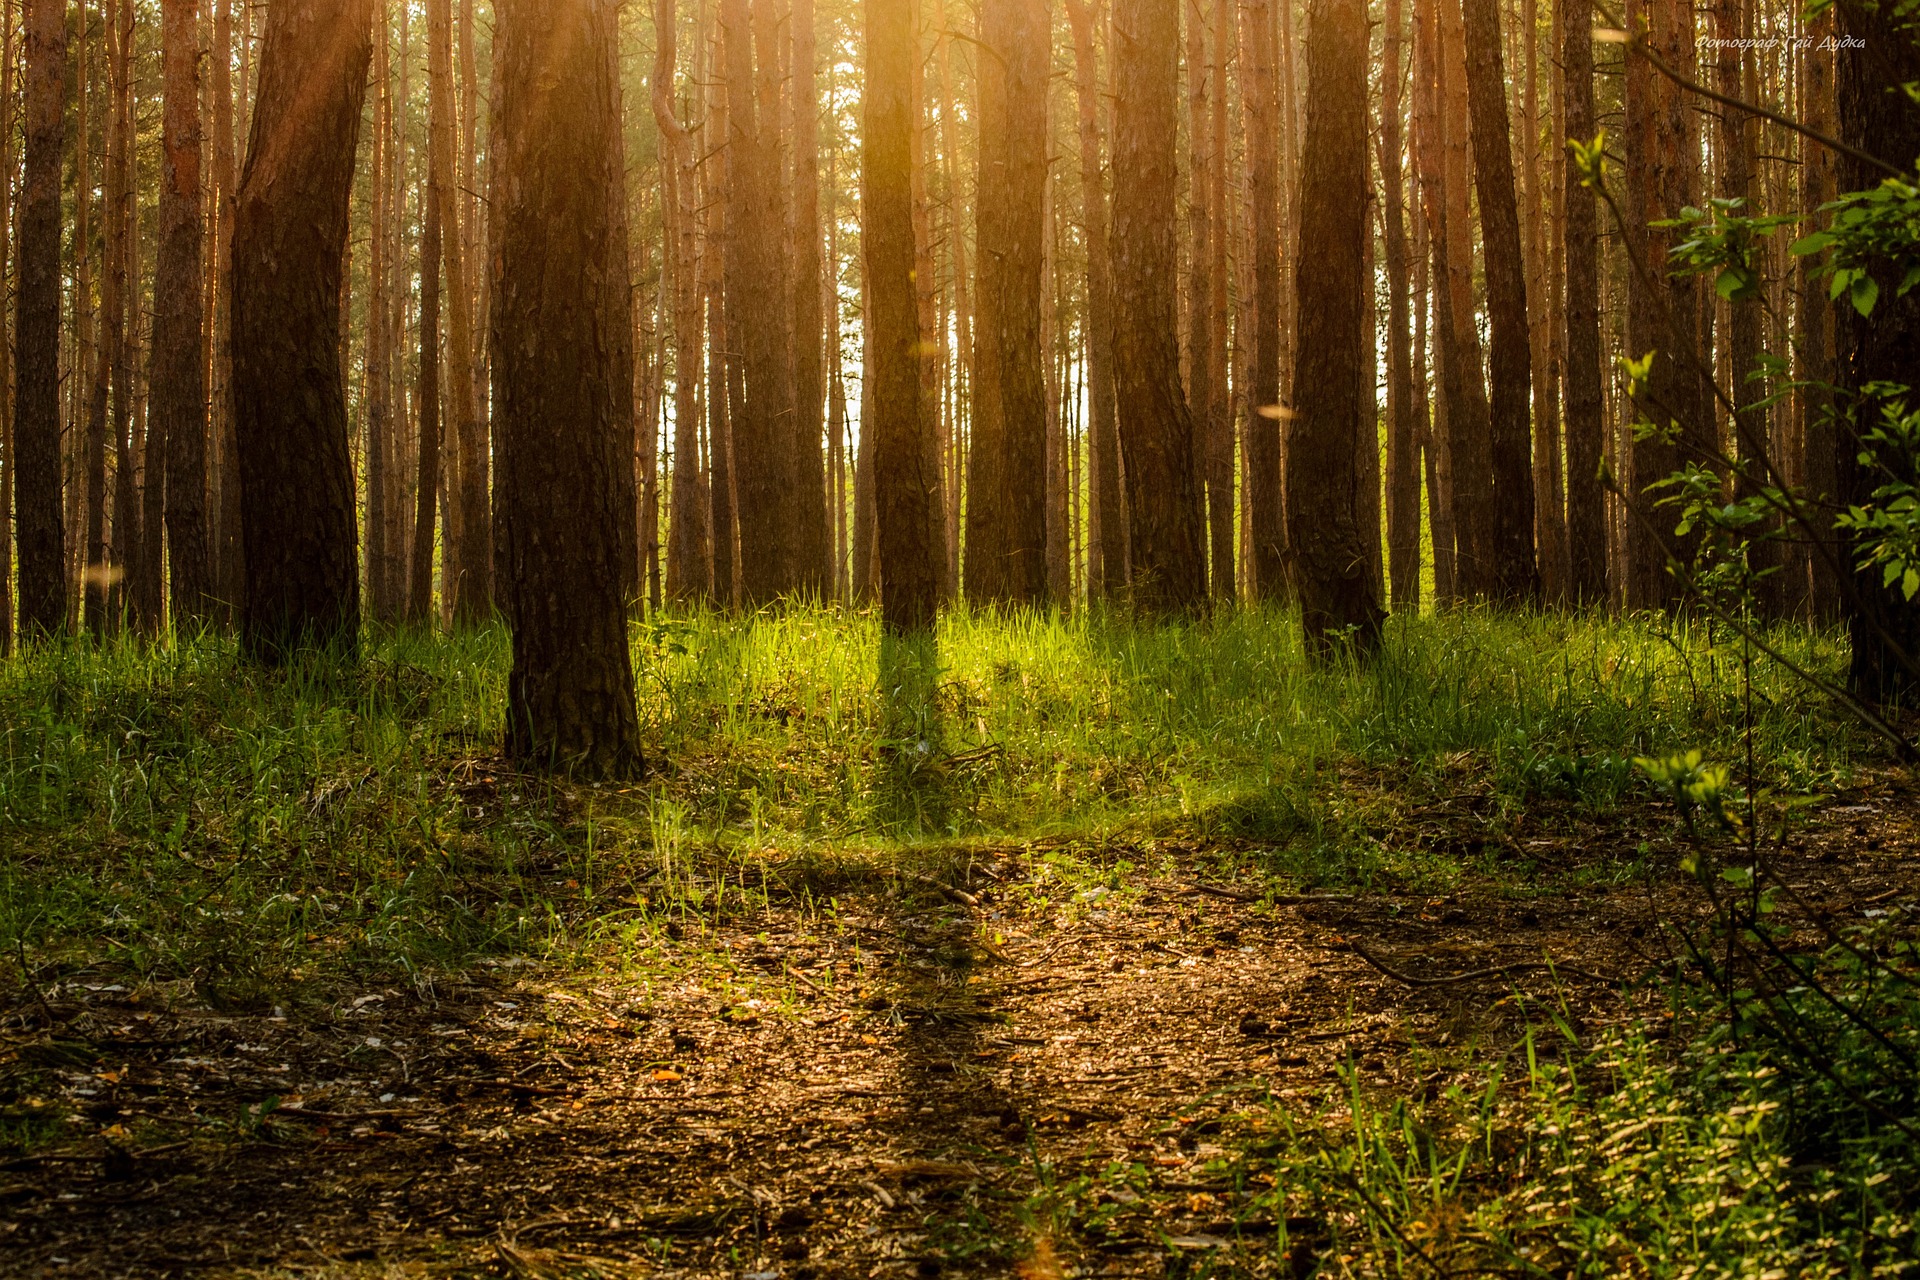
(1715, 267, 1755, 301)
(1852, 273, 1881, 316)
(1790, 230, 1836, 256)
(1905, 567, 1920, 600)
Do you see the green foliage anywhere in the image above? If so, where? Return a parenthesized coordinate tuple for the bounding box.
(1792, 169, 1920, 317)
(1660, 197, 1799, 304)
(1836, 386, 1920, 600)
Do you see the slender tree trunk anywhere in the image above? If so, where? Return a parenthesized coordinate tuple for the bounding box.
(80, 4, 107, 634)
(232, 0, 371, 661)
(1622, 0, 1707, 609)
(1186, 0, 1227, 600)
(0, 0, 16, 652)
(1798, 3, 1839, 620)
(154, 0, 209, 629)
(1520, 0, 1566, 602)
(1715, 0, 1770, 612)
(1380, 0, 1419, 611)
(1289, 0, 1383, 652)
(491, 0, 643, 774)
(933, 0, 969, 595)
(1459, 0, 1536, 601)
(1065, 0, 1126, 600)
(1561, 0, 1605, 604)
(214, 0, 243, 623)
(429, 0, 488, 622)
(107, 0, 139, 631)
(410, 174, 444, 623)
(1206, 0, 1232, 604)
(907, 33, 949, 602)
(789, 0, 828, 597)
(12, 0, 63, 639)
(966, 0, 1050, 604)
(866, 0, 940, 632)
(656, 0, 709, 601)
(365, 0, 395, 623)
(1412, 0, 1456, 603)
(1243, 0, 1285, 599)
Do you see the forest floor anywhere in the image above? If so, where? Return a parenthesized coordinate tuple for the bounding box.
(4, 758, 1915, 1279)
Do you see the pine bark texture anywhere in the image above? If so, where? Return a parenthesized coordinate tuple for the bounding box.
(1380, 0, 1419, 611)
(492, 0, 645, 775)
(1561, 0, 1606, 603)
(1243, 0, 1286, 599)
(966, 0, 1050, 604)
(1111, 0, 1207, 611)
(1835, 0, 1920, 703)
(1459, 0, 1537, 601)
(230, 0, 372, 661)
(864, 0, 940, 632)
(1288, 0, 1384, 653)
(13, 0, 64, 639)
(790, 0, 830, 596)
(155, 0, 210, 628)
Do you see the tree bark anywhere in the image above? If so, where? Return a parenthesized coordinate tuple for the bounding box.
(492, 0, 644, 775)
(966, 0, 1050, 604)
(1288, 0, 1384, 653)
(1797, 2, 1839, 620)
(790, 0, 830, 597)
(1411, 0, 1457, 602)
(1622, 0, 1707, 610)
(1834, 0, 1920, 702)
(429, 0, 488, 623)
(0, 0, 17, 652)
(12, 0, 64, 640)
(1112, 0, 1207, 611)
(1459, 0, 1537, 602)
(1186, 0, 1228, 601)
(655, 0, 709, 602)
(865, 0, 941, 632)
(1205, 0, 1233, 604)
(1380, 0, 1419, 611)
(231, 0, 371, 662)
(1243, 0, 1285, 599)
(1065, 0, 1127, 600)
(155, 0, 210, 629)
(1561, 0, 1605, 604)
(106, 0, 139, 631)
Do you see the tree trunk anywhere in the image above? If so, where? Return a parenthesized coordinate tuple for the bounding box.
(1206, 0, 1233, 604)
(365, 0, 396, 623)
(655, 0, 709, 602)
(1186, 0, 1227, 601)
(0, 0, 17, 652)
(1243, 0, 1285, 599)
(1112, 0, 1207, 612)
(1834, 0, 1920, 702)
(1288, 0, 1383, 653)
(723, 0, 796, 603)
(966, 0, 1050, 604)
(12, 0, 64, 639)
(1561, 0, 1605, 603)
(1411, 0, 1456, 602)
(491, 0, 644, 775)
(410, 168, 444, 624)
(1715, 0, 1770, 612)
(865, 0, 941, 632)
(231, 0, 371, 662)
(1064, 0, 1126, 600)
(1380, 0, 1419, 611)
(1622, 0, 1707, 610)
(1520, 0, 1567, 602)
(155, 0, 210, 629)
(703, 30, 739, 605)
(429, 0, 488, 623)
(81, 2, 108, 634)
(790, 0, 829, 597)
(1797, 3, 1839, 620)
(107, 0, 139, 631)
(1459, 0, 1537, 602)
(214, 0, 243, 623)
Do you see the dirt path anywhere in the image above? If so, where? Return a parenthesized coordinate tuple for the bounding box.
(4, 805, 1913, 1279)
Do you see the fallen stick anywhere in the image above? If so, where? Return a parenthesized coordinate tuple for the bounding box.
(1348, 942, 1613, 988)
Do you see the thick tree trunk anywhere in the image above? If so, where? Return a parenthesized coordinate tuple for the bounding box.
(0, 0, 16, 652)
(1288, 0, 1384, 653)
(1065, 0, 1127, 600)
(1561, 0, 1605, 604)
(492, 0, 644, 775)
(214, 0, 242, 623)
(231, 0, 371, 662)
(1185, 0, 1226, 601)
(365, 1, 397, 623)
(865, 0, 940, 632)
(155, 0, 210, 629)
(1835, 0, 1920, 702)
(1112, 0, 1207, 612)
(1520, 0, 1567, 602)
(966, 0, 1050, 604)
(1243, 0, 1285, 599)
(1206, 0, 1233, 604)
(81, 4, 108, 634)
(1459, 0, 1537, 602)
(12, 0, 64, 639)
(1380, 0, 1419, 611)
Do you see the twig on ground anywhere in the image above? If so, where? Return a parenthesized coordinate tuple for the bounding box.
(1349, 942, 1614, 988)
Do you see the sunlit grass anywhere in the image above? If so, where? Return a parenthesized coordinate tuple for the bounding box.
(0, 604, 1866, 1006)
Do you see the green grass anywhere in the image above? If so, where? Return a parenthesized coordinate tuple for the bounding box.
(0, 604, 1865, 1004)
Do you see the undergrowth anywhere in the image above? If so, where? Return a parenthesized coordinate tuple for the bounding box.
(0, 604, 1860, 1006)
